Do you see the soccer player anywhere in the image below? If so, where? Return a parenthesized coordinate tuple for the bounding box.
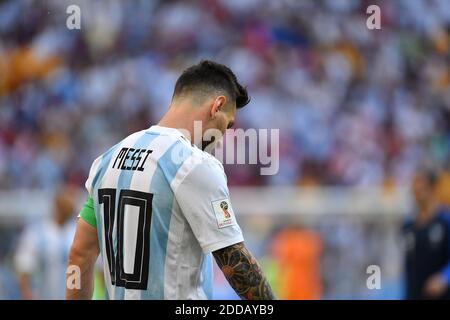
(403, 170, 450, 299)
(15, 183, 77, 299)
(66, 60, 275, 300)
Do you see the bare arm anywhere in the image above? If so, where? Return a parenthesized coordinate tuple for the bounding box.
(66, 218, 100, 300)
(213, 242, 275, 300)
(17, 273, 33, 300)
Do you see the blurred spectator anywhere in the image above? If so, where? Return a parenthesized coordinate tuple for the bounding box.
(269, 226, 322, 299)
(403, 170, 450, 299)
(14, 183, 77, 299)
(1, 0, 450, 300)
(0, 0, 449, 190)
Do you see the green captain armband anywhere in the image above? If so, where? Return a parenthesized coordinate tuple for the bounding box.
(79, 196, 97, 228)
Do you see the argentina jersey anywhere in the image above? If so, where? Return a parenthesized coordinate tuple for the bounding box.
(15, 219, 76, 299)
(82, 125, 244, 300)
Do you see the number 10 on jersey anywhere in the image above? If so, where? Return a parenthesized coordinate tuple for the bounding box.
(98, 188, 153, 290)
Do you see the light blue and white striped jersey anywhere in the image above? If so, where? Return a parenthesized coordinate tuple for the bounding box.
(85, 125, 243, 300)
(15, 219, 76, 299)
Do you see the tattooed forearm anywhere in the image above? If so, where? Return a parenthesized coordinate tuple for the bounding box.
(212, 242, 275, 300)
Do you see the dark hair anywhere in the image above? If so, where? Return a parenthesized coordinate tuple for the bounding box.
(172, 60, 250, 109)
(425, 170, 439, 187)
(418, 168, 439, 187)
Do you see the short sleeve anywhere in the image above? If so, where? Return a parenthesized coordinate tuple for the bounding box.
(85, 156, 102, 197)
(175, 158, 244, 254)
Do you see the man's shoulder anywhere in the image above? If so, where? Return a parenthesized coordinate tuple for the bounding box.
(164, 133, 224, 171)
(92, 129, 148, 163)
(191, 145, 223, 168)
(171, 146, 226, 193)
(437, 207, 450, 226)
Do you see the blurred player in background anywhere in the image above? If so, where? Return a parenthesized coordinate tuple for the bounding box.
(66, 60, 275, 300)
(14, 183, 77, 299)
(403, 170, 450, 299)
(269, 226, 322, 299)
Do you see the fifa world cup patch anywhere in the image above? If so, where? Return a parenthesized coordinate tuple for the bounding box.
(211, 198, 236, 229)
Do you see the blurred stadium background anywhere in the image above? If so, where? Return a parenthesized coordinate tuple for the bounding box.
(1, 0, 450, 299)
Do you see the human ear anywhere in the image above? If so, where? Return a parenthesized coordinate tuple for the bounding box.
(210, 95, 227, 119)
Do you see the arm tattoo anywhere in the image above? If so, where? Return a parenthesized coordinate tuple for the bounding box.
(213, 242, 276, 300)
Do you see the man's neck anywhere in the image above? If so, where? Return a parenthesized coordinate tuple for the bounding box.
(416, 202, 438, 226)
(157, 105, 203, 146)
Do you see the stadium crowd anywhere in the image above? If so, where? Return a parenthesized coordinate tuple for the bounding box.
(1, 0, 450, 191)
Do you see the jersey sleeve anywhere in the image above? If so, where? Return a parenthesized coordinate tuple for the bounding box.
(175, 158, 244, 254)
(85, 156, 102, 197)
(78, 156, 101, 227)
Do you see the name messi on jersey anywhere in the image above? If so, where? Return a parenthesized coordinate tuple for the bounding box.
(112, 147, 153, 171)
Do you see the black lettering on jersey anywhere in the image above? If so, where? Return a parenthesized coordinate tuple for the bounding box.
(138, 149, 153, 172)
(120, 148, 134, 170)
(113, 148, 128, 169)
(113, 148, 153, 171)
(118, 148, 130, 169)
(132, 149, 145, 170)
(129, 148, 140, 170)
